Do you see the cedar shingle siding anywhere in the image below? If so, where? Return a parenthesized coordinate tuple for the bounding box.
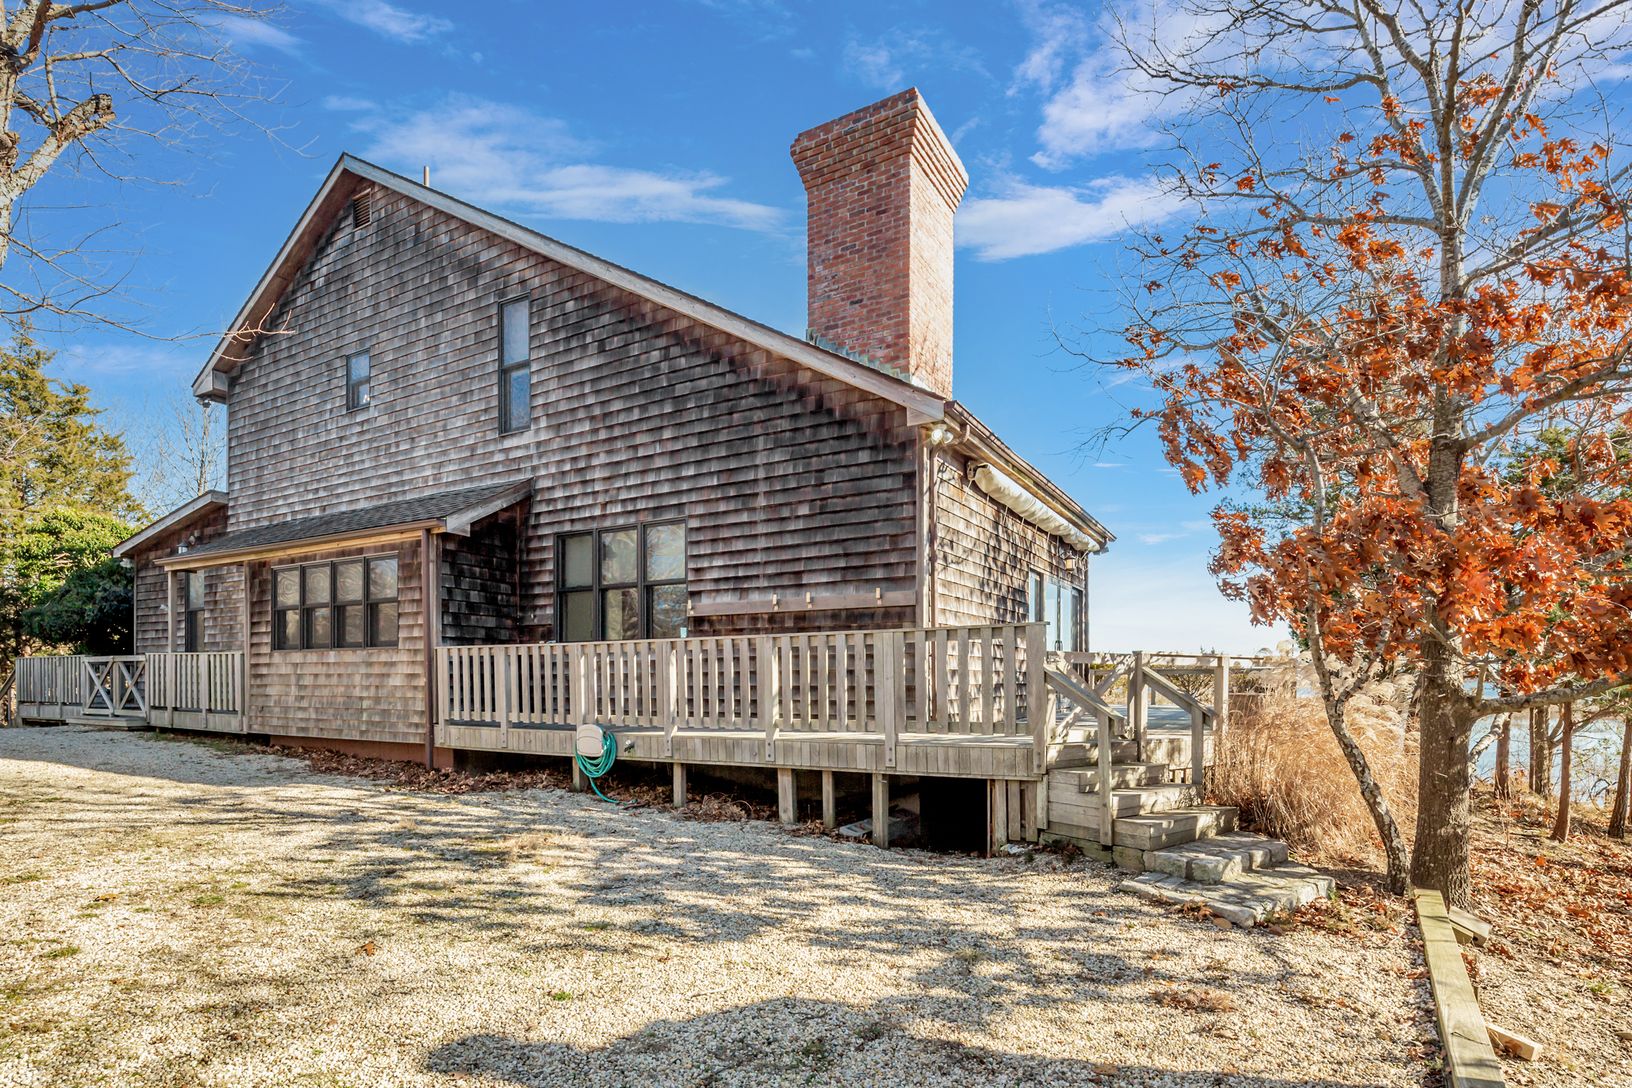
(211, 186, 923, 742)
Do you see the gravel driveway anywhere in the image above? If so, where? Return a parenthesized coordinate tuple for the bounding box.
(0, 726, 1428, 1087)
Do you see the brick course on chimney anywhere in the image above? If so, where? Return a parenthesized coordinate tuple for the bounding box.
(791, 88, 968, 398)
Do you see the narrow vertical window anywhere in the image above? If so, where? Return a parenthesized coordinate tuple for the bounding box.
(346, 351, 371, 410)
(499, 297, 531, 433)
(1027, 571, 1044, 623)
(183, 572, 206, 652)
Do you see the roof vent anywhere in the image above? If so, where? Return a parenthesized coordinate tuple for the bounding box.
(350, 191, 372, 229)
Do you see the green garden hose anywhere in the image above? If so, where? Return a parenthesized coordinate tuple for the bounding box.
(575, 729, 620, 804)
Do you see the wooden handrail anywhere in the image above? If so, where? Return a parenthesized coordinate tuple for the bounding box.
(1139, 665, 1215, 723)
(1046, 667, 1127, 847)
(436, 624, 1051, 756)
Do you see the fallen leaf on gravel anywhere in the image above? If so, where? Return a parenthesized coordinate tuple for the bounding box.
(1155, 987, 1237, 1013)
(1210, 916, 1234, 930)
(357, 940, 377, 956)
(93, 893, 118, 902)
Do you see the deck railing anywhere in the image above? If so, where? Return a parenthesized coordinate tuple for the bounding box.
(15, 654, 88, 714)
(13, 652, 243, 730)
(83, 656, 148, 717)
(439, 623, 1053, 770)
(146, 652, 244, 725)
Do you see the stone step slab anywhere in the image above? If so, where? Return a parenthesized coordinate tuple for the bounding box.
(1146, 832, 1291, 884)
(1120, 863, 1336, 927)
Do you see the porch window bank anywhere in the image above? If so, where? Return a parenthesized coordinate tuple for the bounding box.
(273, 555, 399, 650)
(558, 522, 686, 641)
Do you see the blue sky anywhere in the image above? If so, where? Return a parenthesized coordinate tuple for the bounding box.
(30, 0, 1280, 653)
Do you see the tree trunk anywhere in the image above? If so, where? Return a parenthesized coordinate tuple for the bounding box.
(1550, 702, 1575, 842)
(1530, 707, 1554, 798)
(1494, 714, 1511, 801)
(1410, 638, 1475, 907)
(1322, 695, 1411, 895)
(1609, 721, 1630, 840)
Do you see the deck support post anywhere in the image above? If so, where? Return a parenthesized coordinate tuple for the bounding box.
(760, 636, 780, 761)
(871, 773, 890, 847)
(989, 779, 1009, 855)
(1212, 652, 1230, 746)
(1128, 650, 1147, 761)
(820, 770, 836, 829)
(570, 758, 586, 793)
(671, 762, 687, 807)
(777, 767, 797, 825)
(1190, 706, 1207, 793)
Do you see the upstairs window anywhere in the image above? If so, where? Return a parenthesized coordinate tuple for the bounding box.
(499, 297, 531, 433)
(346, 350, 371, 411)
(557, 522, 686, 641)
(182, 572, 205, 652)
(274, 555, 398, 650)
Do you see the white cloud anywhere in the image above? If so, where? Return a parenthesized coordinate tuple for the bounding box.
(1012, 0, 1225, 165)
(216, 15, 300, 53)
(957, 174, 1185, 260)
(842, 29, 990, 93)
(843, 41, 903, 91)
(1010, 0, 1090, 94)
(322, 95, 376, 112)
(326, 0, 450, 43)
(352, 98, 783, 231)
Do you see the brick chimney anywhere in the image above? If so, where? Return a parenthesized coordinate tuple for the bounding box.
(791, 88, 968, 398)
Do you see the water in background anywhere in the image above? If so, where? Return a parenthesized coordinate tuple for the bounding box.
(1473, 714, 1624, 805)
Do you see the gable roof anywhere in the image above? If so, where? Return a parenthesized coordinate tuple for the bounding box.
(111, 490, 228, 559)
(193, 155, 945, 425)
(157, 482, 531, 569)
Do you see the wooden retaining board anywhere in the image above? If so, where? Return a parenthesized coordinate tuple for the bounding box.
(1413, 889, 1505, 1088)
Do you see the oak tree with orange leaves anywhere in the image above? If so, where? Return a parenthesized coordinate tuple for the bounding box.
(1109, 0, 1632, 905)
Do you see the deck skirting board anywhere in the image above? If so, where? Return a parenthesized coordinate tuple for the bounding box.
(437, 722, 1040, 779)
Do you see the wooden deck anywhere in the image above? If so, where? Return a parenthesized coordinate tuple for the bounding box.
(12, 636, 1259, 854)
(436, 624, 1051, 780)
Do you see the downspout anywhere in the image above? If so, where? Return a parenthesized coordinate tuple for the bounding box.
(421, 528, 440, 768)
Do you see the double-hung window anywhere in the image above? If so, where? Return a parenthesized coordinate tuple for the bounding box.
(346, 350, 370, 410)
(273, 555, 399, 650)
(557, 522, 687, 641)
(499, 296, 531, 433)
(1027, 570, 1083, 652)
(181, 572, 205, 652)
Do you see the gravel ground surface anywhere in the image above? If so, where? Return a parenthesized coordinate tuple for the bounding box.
(0, 726, 1431, 1088)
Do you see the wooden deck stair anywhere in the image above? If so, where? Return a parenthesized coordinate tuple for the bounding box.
(1042, 758, 1239, 858)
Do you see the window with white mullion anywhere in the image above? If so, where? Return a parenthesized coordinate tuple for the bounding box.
(499, 296, 531, 433)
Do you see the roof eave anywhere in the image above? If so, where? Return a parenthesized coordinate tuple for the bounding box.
(945, 402, 1115, 552)
(111, 491, 229, 559)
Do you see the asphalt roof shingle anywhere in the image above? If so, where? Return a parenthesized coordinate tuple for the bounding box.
(182, 482, 528, 558)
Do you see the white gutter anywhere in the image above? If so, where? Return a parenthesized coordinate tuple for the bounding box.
(972, 463, 1099, 552)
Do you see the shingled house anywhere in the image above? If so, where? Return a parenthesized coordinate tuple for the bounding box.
(107, 90, 1116, 797)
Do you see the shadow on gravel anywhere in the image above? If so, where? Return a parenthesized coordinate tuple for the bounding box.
(427, 1000, 1389, 1088)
